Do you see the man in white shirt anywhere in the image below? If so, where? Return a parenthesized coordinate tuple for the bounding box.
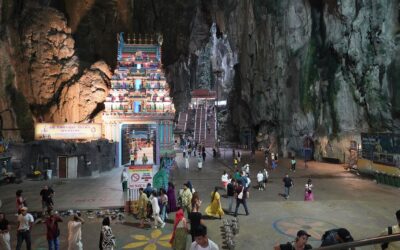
(16, 207, 34, 250)
(257, 171, 264, 190)
(121, 168, 129, 192)
(150, 191, 165, 229)
(190, 224, 219, 250)
(67, 213, 85, 250)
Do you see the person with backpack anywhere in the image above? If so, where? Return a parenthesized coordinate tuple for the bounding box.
(376, 209, 400, 250)
(320, 228, 354, 247)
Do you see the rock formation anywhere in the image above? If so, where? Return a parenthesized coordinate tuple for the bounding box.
(0, 0, 399, 162)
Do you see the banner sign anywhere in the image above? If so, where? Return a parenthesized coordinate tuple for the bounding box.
(35, 123, 102, 140)
(128, 165, 153, 189)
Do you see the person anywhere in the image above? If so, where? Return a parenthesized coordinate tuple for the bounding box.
(213, 148, 217, 158)
(144, 183, 153, 198)
(183, 148, 187, 158)
(257, 171, 264, 191)
(202, 151, 206, 162)
(45, 210, 63, 250)
(282, 174, 293, 199)
(188, 198, 204, 242)
(99, 217, 116, 250)
(234, 182, 249, 216)
(40, 185, 52, 215)
(320, 228, 354, 247)
(185, 154, 190, 169)
(205, 187, 224, 219)
(226, 179, 236, 214)
(237, 151, 241, 162)
(16, 190, 25, 214)
(159, 188, 169, 222)
(375, 209, 400, 250)
(262, 169, 269, 190)
(67, 213, 84, 250)
(180, 183, 193, 217)
(120, 168, 128, 192)
(242, 164, 250, 175)
(137, 188, 148, 228)
(304, 178, 314, 201)
(190, 224, 219, 250)
(130, 153, 135, 165)
(274, 230, 312, 250)
(233, 170, 241, 181)
(272, 158, 278, 170)
(291, 156, 296, 172)
(0, 212, 11, 250)
(167, 182, 178, 213)
(142, 153, 148, 165)
(233, 158, 238, 168)
(221, 171, 229, 190)
(197, 155, 203, 170)
(150, 190, 165, 229)
(265, 156, 269, 169)
(16, 207, 34, 250)
(170, 209, 188, 250)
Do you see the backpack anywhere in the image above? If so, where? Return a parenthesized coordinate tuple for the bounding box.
(381, 226, 393, 250)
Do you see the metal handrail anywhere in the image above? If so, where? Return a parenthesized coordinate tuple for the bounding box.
(314, 233, 400, 249)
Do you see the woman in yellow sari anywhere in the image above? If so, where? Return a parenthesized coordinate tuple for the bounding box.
(205, 187, 224, 219)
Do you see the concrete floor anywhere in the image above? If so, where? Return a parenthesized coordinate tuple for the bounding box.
(0, 149, 399, 249)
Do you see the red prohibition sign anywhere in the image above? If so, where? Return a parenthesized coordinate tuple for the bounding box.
(131, 173, 140, 182)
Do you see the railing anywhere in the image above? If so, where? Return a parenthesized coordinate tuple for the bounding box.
(314, 233, 400, 249)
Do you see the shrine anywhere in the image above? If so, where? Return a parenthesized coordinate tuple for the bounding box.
(102, 33, 175, 170)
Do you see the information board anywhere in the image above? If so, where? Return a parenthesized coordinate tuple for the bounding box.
(128, 165, 153, 189)
(35, 123, 102, 140)
(361, 133, 400, 166)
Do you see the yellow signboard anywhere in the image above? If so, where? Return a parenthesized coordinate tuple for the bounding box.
(35, 123, 102, 140)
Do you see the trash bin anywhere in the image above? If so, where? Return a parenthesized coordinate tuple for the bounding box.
(376, 172, 384, 184)
(382, 174, 389, 185)
(375, 172, 381, 183)
(46, 169, 52, 180)
(394, 176, 400, 188)
(388, 175, 396, 187)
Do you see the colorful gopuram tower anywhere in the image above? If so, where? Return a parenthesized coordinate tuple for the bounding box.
(102, 33, 175, 176)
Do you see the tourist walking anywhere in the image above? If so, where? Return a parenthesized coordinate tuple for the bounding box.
(67, 213, 84, 250)
(189, 195, 204, 242)
(167, 182, 178, 213)
(234, 183, 249, 216)
(205, 187, 224, 219)
(99, 217, 116, 250)
(257, 171, 264, 191)
(16, 207, 34, 250)
(180, 183, 193, 217)
(272, 158, 278, 170)
(142, 153, 148, 165)
(226, 179, 236, 214)
(137, 188, 148, 228)
(202, 151, 206, 162)
(262, 169, 269, 190)
(274, 230, 312, 250)
(170, 209, 188, 250)
(221, 171, 229, 190)
(237, 151, 241, 163)
(190, 225, 219, 250)
(159, 188, 169, 221)
(291, 156, 296, 172)
(282, 174, 293, 199)
(185, 155, 190, 169)
(197, 155, 203, 170)
(45, 210, 63, 250)
(40, 185, 54, 215)
(304, 178, 314, 201)
(120, 168, 129, 192)
(264, 156, 269, 169)
(150, 191, 165, 229)
(0, 212, 11, 250)
(16, 190, 25, 214)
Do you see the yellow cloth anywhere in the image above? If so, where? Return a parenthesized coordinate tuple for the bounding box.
(205, 191, 224, 218)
